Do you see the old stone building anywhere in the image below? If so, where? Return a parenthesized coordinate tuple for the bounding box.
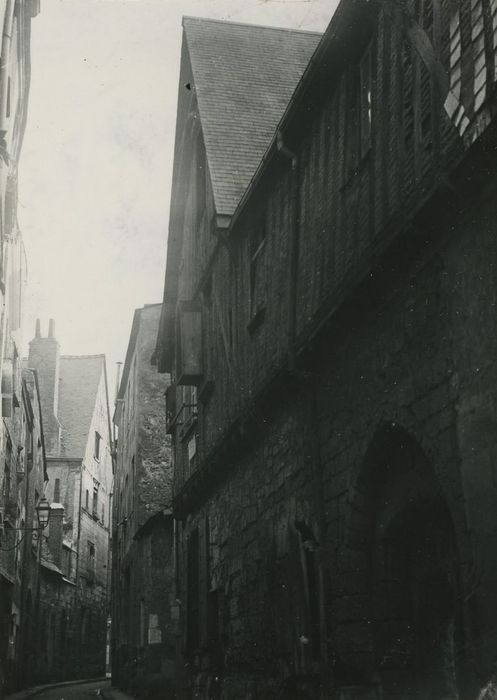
(0, 366, 47, 695)
(157, 3, 497, 699)
(27, 320, 113, 682)
(111, 303, 173, 699)
(0, 0, 41, 695)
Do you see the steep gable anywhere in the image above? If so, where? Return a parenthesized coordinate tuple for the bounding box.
(57, 355, 105, 457)
(183, 17, 321, 216)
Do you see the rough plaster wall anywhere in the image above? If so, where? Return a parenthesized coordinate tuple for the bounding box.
(136, 306, 171, 527)
(82, 367, 113, 496)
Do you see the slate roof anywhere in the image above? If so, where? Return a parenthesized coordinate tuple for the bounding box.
(57, 355, 104, 457)
(183, 17, 321, 216)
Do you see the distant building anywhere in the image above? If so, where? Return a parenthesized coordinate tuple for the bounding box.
(111, 304, 173, 700)
(27, 320, 113, 682)
(158, 4, 497, 700)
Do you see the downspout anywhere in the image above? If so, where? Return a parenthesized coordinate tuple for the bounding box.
(277, 131, 330, 695)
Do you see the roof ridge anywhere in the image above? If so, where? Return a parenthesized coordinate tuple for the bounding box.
(182, 15, 322, 36)
(60, 354, 105, 360)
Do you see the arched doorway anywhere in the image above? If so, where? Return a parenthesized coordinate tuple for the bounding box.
(356, 425, 463, 699)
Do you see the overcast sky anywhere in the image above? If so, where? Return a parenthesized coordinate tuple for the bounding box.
(18, 0, 339, 395)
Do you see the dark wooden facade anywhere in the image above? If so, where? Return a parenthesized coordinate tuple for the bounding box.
(158, 1, 497, 698)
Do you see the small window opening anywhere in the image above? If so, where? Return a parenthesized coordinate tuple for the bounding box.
(92, 486, 98, 517)
(94, 432, 101, 460)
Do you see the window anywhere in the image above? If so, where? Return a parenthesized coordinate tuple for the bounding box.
(359, 43, 373, 157)
(53, 478, 60, 503)
(87, 541, 96, 583)
(188, 434, 197, 466)
(177, 302, 203, 385)
(345, 41, 374, 177)
(249, 218, 267, 326)
(101, 502, 105, 525)
(92, 486, 98, 517)
(85, 489, 89, 510)
(94, 432, 101, 460)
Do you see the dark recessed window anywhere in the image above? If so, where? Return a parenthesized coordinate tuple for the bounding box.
(94, 432, 101, 460)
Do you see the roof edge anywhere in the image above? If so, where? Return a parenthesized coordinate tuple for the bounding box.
(181, 15, 322, 36)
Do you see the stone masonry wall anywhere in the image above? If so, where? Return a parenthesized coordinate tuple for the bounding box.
(177, 177, 497, 699)
(136, 305, 171, 528)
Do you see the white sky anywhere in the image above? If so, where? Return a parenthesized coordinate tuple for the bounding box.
(18, 0, 339, 394)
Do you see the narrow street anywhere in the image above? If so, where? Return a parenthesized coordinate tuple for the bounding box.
(35, 682, 110, 700)
(2, 0, 497, 699)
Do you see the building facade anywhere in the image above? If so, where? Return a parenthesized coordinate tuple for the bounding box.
(0, 367, 47, 695)
(27, 320, 113, 682)
(111, 304, 174, 700)
(157, 4, 497, 699)
(0, 1, 41, 695)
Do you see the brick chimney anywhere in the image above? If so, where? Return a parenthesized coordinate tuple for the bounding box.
(47, 503, 64, 568)
(28, 319, 61, 455)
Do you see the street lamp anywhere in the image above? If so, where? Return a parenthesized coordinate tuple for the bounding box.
(35, 497, 50, 530)
(0, 496, 52, 552)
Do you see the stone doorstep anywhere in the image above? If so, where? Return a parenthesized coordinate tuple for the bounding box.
(4, 677, 108, 700)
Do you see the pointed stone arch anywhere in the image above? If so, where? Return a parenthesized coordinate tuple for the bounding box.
(335, 423, 466, 699)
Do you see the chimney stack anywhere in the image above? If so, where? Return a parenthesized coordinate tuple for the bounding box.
(28, 318, 61, 455)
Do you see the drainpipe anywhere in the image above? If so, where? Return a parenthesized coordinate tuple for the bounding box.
(276, 131, 300, 371)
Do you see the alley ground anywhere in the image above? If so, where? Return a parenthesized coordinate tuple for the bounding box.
(34, 682, 109, 700)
